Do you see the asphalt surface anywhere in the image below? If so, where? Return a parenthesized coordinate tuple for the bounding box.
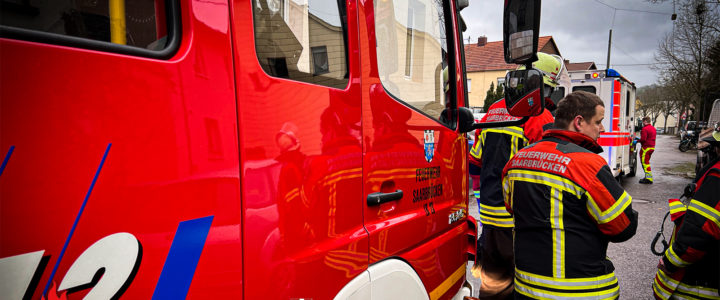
(464, 134, 697, 299)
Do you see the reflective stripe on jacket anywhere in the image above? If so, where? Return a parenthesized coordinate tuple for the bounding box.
(469, 100, 552, 228)
(502, 130, 638, 298)
(653, 160, 720, 300)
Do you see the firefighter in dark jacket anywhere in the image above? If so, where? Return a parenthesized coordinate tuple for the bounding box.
(469, 52, 560, 299)
(502, 91, 638, 299)
(652, 125, 720, 300)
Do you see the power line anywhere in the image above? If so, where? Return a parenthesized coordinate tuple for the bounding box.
(597, 63, 654, 66)
(593, 0, 673, 16)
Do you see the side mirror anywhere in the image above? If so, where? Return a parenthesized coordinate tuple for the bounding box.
(457, 107, 476, 133)
(504, 69, 545, 117)
(503, 0, 541, 64)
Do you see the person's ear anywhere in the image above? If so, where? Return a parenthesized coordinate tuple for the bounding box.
(573, 116, 583, 131)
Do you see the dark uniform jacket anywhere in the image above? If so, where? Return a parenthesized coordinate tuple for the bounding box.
(653, 159, 720, 300)
(469, 99, 553, 228)
(502, 129, 638, 299)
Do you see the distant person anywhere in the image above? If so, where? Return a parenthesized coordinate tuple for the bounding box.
(468, 52, 560, 299)
(639, 116, 657, 184)
(502, 91, 638, 299)
(652, 125, 720, 299)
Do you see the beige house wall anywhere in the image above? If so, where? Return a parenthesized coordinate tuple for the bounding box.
(374, 10, 448, 119)
(655, 112, 679, 132)
(254, 1, 348, 89)
(466, 70, 507, 108)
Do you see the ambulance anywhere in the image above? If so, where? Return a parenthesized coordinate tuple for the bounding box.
(0, 0, 543, 299)
(567, 69, 639, 177)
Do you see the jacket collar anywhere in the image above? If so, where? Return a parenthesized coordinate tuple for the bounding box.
(543, 129, 604, 154)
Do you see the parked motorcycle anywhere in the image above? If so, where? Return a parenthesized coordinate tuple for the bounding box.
(679, 130, 699, 152)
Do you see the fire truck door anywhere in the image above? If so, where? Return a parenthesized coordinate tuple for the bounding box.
(359, 0, 469, 291)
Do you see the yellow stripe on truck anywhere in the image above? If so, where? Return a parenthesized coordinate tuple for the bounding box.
(429, 264, 465, 300)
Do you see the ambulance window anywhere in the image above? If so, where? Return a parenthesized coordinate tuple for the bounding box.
(0, 0, 178, 58)
(626, 90, 631, 116)
(374, 0, 452, 125)
(550, 86, 565, 104)
(252, 0, 349, 89)
(572, 86, 596, 94)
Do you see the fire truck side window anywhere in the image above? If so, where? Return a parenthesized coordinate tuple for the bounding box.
(373, 0, 451, 125)
(0, 1, 171, 53)
(252, 0, 349, 89)
(572, 85, 597, 94)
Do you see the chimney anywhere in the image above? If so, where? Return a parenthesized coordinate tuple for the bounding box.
(477, 36, 487, 47)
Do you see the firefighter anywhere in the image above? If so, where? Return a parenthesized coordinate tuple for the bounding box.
(639, 116, 657, 184)
(502, 91, 638, 299)
(652, 124, 720, 300)
(469, 52, 560, 299)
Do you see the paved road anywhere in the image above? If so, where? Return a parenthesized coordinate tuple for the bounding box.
(464, 134, 697, 299)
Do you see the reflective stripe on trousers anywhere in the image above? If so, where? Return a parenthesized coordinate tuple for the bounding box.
(515, 268, 620, 299)
(642, 147, 654, 181)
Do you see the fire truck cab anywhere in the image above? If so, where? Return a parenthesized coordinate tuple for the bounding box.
(0, 0, 543, 299)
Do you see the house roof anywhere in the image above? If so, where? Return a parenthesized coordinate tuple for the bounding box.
(464, 36, 560, 72)
(566, 61, 597, 71)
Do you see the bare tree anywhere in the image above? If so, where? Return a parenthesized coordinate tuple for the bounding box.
(654, 0, 720, 122)
(637, 85, 664, 125)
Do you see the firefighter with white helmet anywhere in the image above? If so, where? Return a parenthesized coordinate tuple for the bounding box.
(516, 52, 565, 112)
(469, 52, 561, 299)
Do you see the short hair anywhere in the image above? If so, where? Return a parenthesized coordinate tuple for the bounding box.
(553, 91, 604, 129)
(643, 116, 651, 123)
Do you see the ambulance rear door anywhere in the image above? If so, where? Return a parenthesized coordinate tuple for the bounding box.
(570, 71, 621, 176)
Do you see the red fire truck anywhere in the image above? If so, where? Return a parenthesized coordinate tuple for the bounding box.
(0, 0, 542, 299)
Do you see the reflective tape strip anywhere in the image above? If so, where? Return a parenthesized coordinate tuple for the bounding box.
(669, 201, 687, 215)
(515, 280, 619, 300)
(652, 275, 673, 300)
(503, 176, 514, 209)
(688, 199, 720, 228)
(586, 191, 632, 225)
(672, 294, 703, 300)
(676, 283, 720, 299)
(550, 187, 565, 278)
(480, 203, 512, 217)
(470, 135, 483, 158)
(515, 269, 619, 299)
(506, 170, 585, 197)
(484, 126, 526, 140)
(654, 267, 680, 294)
(515, 268, 618, 290)
(665, 245, 691, 268)
(479, 214, 514, 227)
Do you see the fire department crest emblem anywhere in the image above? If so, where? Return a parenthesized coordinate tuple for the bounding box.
(424, 130, 435, 163)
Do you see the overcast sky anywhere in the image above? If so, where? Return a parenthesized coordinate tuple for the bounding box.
(460, 0, 676, 88)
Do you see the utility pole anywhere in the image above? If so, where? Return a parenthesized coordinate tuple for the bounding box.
(606, 29, 612, 70)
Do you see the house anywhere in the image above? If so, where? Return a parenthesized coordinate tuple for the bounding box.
(565, 61, 597, 71)
(464, 36, 562, 108)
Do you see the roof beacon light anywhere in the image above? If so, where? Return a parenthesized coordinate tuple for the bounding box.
(606, 69, 621, 77)
(592, 72, 599, 79)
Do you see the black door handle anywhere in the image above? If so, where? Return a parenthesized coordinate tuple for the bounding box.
(367, 190, 403, 206)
